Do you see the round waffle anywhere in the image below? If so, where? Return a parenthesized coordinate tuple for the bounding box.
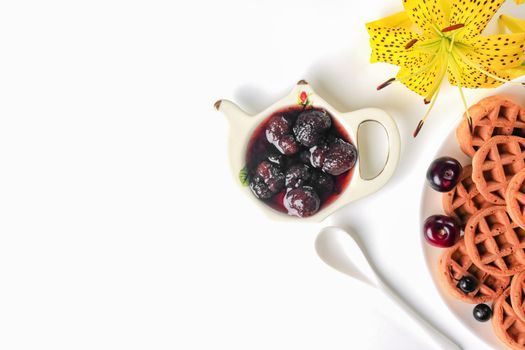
(456, 95, 524, 157)
(464, 206, 525, 277)
(472, 136, 525, 205)
(493, 287, 525, 350)
(507, 169, 525, 230)
(438, 238, 509, 303)
(442, 165, 490, 225)
(511, 271, 525, 324)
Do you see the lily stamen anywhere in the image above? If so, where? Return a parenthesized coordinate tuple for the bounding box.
(441, 23, 465, 33)
(449, 54, 474, 134)
(414, 86, 441, 137)
(377, 77, 396, 90)
(458, 85, 473, 134)
(413, 120, 425, 137)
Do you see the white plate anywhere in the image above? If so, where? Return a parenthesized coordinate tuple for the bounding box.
(419, 123, 507, 350)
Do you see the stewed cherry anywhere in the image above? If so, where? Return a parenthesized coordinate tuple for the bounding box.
(310, 170, 335, 195)
(249, 161, 285, 199)
(322, 138, 358, 176)
(426, 157, 463, 192)
(284, 186, 320, 218)
(266, 115, 300, 155)
(423, 215, 461, 248)
(293, 109, 331, 147)
(285, 164, 312, 188)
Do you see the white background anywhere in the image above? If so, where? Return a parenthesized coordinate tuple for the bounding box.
(0, 1, 524, 349)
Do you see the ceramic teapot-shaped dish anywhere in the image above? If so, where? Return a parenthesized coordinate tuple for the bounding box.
(215, 80, 400, 222)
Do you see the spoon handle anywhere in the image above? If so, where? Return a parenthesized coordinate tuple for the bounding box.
(378, 282, 461, 350)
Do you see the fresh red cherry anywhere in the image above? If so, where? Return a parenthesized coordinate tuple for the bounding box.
(426, 157, 462, 192)
(423, 215, 461, 248)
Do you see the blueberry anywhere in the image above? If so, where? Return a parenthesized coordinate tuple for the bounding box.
(266, 115, 291, 144)
(473, 304, 492, 322)
(285, 164, 312, 188)
(310, 170, 335, 194)
(284, 186, 320, 218)
(252, 161, 285, 194)
(293, 109, 331, 147)
(276, 134, 300, 155)
(322, 138, 357, 176)
(457, 276, 478, 293)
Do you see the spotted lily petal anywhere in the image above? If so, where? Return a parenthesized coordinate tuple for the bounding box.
(495, 16, 525, 76)
(449, 0, 505, 41)
(499, 15, 525, 33)
(366, 11, 413, 29)
(396, 54, 442, 96)
(366, 24, 427, 66)
(464, 33, 525, 70)
(504, 65, 525, 78)
(445, 33, 525, 88)
(447, 56, 509, 88)
(402, 0, 451, 37)
(514, 0, 525, 4)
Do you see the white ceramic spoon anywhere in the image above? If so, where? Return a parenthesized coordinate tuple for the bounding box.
(315, 226, 461, 350)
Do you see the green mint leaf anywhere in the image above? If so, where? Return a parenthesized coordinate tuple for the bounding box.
(239, 166, 249, 186)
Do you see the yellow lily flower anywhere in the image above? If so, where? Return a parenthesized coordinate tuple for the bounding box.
(367, 0, 525, 137)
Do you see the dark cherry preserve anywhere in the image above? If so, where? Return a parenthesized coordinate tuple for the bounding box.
(245, 105, 356, 217)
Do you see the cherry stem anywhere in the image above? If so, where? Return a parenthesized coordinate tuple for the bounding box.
(404, 38, 418, 49)
(442, 23, 464, 33)
(468, 116, 473, 134)
(377, 77, 396, 91)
